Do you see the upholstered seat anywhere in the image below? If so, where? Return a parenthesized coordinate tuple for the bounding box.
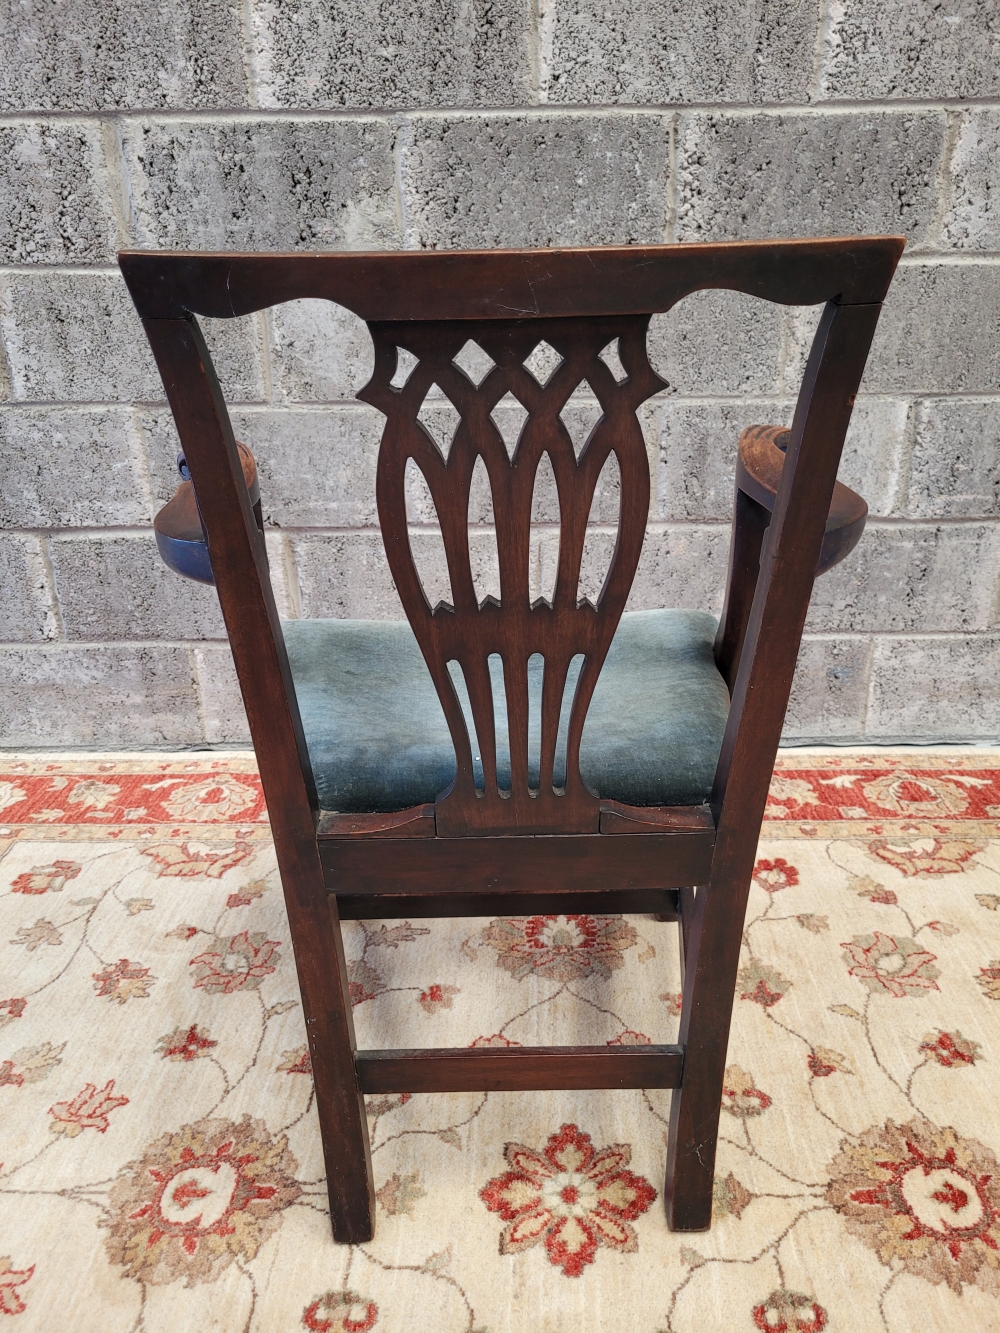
(283, 608, 731, 813)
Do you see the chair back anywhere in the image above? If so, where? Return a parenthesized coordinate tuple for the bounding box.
(120, 239, 903, 846)
(362, 315, 664, 834)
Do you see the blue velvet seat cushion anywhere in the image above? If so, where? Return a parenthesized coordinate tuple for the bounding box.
(281, 608, 730, 813)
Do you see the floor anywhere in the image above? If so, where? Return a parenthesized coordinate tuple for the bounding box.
(1, 748, 1000, 1331)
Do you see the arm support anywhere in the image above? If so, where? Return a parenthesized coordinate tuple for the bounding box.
(714, 422, 868, 690)
(153, 441, 261, 584)
(737, 424, 867, 575)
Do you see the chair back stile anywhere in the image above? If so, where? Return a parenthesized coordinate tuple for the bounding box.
(140, 313, 320, 835)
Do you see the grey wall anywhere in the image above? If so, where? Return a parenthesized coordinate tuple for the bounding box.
(1, 1, 998, 748)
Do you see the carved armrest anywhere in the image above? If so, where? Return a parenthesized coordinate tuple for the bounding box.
(737, 424, 867, 575)
(153, 441, 260, 584)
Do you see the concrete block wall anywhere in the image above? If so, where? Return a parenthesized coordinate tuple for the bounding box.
(1, 0, 998, 747)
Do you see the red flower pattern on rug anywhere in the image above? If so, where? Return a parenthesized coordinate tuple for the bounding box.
(102, 1115, 300, 1285)
(302, 1289, 378, 1332)
(840, 933, 940, 998)
(481, 914, 637, 982)
(753, 858, 800, 893)
(752, 1289, 828, 1332)
(826, 1118, 1000, 1295)
(10, 860, 81, 894)
(49, 1079, 129, 1135)
(479, 1123, 656, 1276)
(919, 1030, 982, 1067)
(867, 837, 985, 877)
(0, 1257, 34, 1315)
(738, 959, 791, 1007)
(721, 1066, 773, 1118)
(418, 983, 459, 1013)
(0, 996, 26, 1025)
(92, 958, 155, 1003)
(141, 841, 254, 879)
(861, 773, 971, 817)
(157, 1025, 217, 1062)
(189, 931, 281, 994)
(277, 1046, 312, 1075)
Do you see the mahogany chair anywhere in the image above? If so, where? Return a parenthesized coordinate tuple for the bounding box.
(120, 237, 903, 1243)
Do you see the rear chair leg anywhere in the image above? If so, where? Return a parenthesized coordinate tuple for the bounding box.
(664, 882, 734, 1231)
(276, 841, 375, 1243)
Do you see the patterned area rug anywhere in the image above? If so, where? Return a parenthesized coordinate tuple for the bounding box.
(2, 750, 1000, 1332)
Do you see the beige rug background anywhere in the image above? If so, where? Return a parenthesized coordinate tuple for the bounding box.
(2, 750, 1000, 1331)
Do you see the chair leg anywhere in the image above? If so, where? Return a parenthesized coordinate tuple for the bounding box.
(664, 878, 742, 1230)
(275, 837, 375, 1242)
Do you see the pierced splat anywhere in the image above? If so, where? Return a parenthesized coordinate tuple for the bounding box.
(360, 315, 665, 836)
(415, 385, 460, 461)
(559, 380, 604, 459)
(490, 391, 529, 461)
(453, 339, 496, 386)
(598, 338, 629, 384)
(523, 339, 563, 386)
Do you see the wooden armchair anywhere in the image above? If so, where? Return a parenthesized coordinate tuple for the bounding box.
(120, 236, 902, 1244)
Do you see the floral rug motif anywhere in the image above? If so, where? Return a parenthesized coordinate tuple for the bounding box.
(2, 750, 1000, 1331)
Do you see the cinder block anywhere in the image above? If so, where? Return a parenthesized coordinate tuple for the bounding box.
(647, 289, 784, 397)
(651, 399, 787, 522)
(294, 524, 730, 620)
(861, 263, 1000, 394)
(138, 408, 187, 501)
(544, 0, 815, 104)
(0, 0, 249, 110)
(122, 118, 399, 251)
(0, 534, 57, 641)
(193, 645, 250, 745)
(239, 405, 385, 529)
(0, 407, 150, 527)
(250, 0, 531, 108)
(649, 396, 907, 523)
(906, 399, 1000, 519)
(837, 397, 911, 519)
(782, 636, 873, 742)
(0, 644, 202, 746)
(942, 110, 1000, 251)
(292, 531, 402, 619)
(817, 1, 1000, 100)
(291, 527, 556, 619)
(778, 305, 824, 396)
(263, 530, 299, 620)
(398, 113, 671, 249)
(268, 299, 375, 403)
(49, 534, 227, 641)
(866, 635, 1000, 742)
(677, 111, 946, 246)
(0, 273, 266, 403)
(141, 404, 384, 527)
(806, 522, 1000, 634)
(626, 524, 731, 614)
(0, 123, 121, 263)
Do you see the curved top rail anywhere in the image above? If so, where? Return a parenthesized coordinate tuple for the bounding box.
(119, 236, 904, 323)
